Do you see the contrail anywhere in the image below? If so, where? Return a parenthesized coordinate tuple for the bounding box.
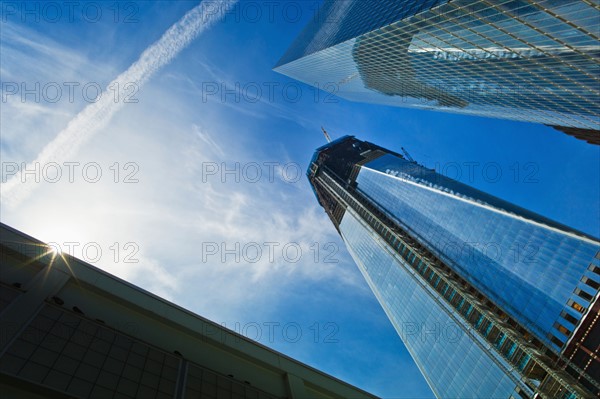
(1, 0, 238, 207)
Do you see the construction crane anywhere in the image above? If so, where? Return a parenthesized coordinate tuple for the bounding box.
(321, 126, 332, 143)
(401, 147, 415, 162)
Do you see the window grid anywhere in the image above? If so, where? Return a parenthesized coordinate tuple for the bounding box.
(277, 0, 600, 131)
(0, 305, 180, 398)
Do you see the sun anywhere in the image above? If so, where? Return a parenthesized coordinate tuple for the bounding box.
(48, 243, 62, 255)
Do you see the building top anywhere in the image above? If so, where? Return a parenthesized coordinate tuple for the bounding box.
(308, 136, 599, 243)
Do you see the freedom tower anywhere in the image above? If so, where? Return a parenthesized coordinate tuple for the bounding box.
(307, 136, 599, 398)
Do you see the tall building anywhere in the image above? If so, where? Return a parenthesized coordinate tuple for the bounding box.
(275, 0, 600, 144)
(307, 136, 600, 398)
(0, 223, 377, 399)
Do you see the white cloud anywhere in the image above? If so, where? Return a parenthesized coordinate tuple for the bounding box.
(1, 0, 238, 207)
(192, 123, 225, 157)
(1, 0, 370, 344)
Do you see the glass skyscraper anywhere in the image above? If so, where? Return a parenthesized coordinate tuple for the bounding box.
(275, 0, 600, 144)
(307, 136, 600, 398)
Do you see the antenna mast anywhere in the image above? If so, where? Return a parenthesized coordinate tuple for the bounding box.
(321, 126, 332, 143)
(401, 147, 415, 162)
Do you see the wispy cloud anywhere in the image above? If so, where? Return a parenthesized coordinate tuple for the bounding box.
(1, 0, 373, 373)
(1, 0, 238, 207)
(164, 60, 320, 129)
(192, 123, 225, 157)
(0, 22, 103, 82)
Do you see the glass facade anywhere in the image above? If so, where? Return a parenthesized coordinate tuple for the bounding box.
(340, 210, 520, 398)
(356, 154, 600, 352)
(308, 136, 600, 398)
(276, 0, 600, 134)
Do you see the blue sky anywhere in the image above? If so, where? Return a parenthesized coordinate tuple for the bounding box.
(1, 1, 599, 398)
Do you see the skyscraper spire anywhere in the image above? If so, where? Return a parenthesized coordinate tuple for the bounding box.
(321, 126, 332, 143)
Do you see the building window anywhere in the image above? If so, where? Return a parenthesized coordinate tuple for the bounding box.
(581, 276, 600, 290)
(553, 322, 572, 337)
(574, 288, 593, 302)
(549, 335, 564, 348)
(559, 311, 579, 326)
(567, 299, 585, 313)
